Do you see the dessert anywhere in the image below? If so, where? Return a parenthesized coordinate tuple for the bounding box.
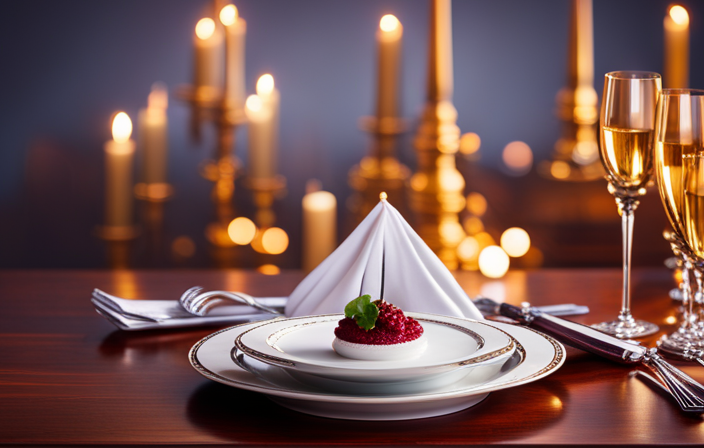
(332, 295, 427, 361)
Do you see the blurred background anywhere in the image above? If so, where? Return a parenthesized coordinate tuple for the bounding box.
(0, 0, 701, 272)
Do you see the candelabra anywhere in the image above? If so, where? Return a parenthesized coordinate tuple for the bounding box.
(540, 0, 603, 182)
(408, 0, 465, 269)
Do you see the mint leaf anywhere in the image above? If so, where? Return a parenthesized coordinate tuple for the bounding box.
(343, 295, 378, 331)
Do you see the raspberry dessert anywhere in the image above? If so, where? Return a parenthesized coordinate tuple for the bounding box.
(332, 295, 427, 361)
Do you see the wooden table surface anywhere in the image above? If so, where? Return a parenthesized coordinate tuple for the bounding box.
(1, 269, 703, 446)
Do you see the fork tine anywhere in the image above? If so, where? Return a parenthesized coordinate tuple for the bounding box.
(179, 286, 203, 310)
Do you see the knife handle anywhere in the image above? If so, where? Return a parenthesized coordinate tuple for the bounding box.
(498, 302, 644, 364)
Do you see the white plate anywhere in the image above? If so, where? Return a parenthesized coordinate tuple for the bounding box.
(189, 320, 565, 421)
(235, 313, 515, 383)
(232, 335, 518, 396)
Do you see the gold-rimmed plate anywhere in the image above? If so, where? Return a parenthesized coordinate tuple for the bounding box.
(189, 320, 564, 421)
(235, 313, 515, 383)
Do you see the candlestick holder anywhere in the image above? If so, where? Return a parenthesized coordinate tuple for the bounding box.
(134, 182, 174, 202)
(95, 224, 140, 242)
(408, 0, 466, 269)
(540, 0, 604, 182)
(349, 116, 410, 219)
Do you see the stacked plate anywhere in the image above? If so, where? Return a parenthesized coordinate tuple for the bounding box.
(189, 312, 565, 421)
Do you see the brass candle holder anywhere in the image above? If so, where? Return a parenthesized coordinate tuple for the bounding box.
(349, 116, 410, 219)
(408, 0, 466, 269)
(540, 0, 603, 182)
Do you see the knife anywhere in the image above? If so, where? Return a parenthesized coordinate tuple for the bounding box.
(475, 298, 704, 413)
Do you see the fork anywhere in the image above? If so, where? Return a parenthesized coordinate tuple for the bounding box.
(179, 286, 284, 317)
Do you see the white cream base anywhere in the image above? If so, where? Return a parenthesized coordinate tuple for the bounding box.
(332, 334, 428, 361)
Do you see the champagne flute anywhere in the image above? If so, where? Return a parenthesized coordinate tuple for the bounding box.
(593, 71, 661, 338)
(655, 89, 704, 352)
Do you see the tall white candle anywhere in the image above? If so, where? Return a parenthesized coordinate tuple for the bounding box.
(376, 14, 403, 120)
(664, 5, 689, 88)
(219, 4, 247, 110)
(105, 112, 135, 227)
(193, 17, 223, 96)
(138, 83, 168, 184)
(302, 190, 337, 272)
(245, 74, 280, 179)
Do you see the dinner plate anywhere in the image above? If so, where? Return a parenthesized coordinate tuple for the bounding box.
(189, 320, 565, 420)
(232, 333, 519, 396)
(235, 313, 515, 383)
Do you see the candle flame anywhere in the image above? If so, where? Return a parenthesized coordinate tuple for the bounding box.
(245, 94, 263, 112)
(220, 4, 238, 26)
(256, 74, 275, 96)
(195, 18, 215, 40)
(148, 82, 168, 110)
(379, 14, 400, 32)
(112, 112, 132, 143)
(669, 5, 689, 26)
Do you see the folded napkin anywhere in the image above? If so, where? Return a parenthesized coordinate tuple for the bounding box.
(92, 289, 286, 331)
(285, 198, 483, 320)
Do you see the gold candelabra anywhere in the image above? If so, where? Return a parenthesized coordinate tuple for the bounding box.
(408, 0, 466, 269)
(540, 0, 603, 182)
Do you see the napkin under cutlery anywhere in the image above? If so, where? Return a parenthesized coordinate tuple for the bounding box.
(91, 289, 286, 331)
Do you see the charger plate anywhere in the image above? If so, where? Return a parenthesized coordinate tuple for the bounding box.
(235, 313, 515, 383)
(189, 319, 565, 421)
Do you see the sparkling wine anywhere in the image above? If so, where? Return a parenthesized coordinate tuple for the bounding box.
(683, 155, 704, 259)
(655, 142, 696, 236)
(600, 126, 654, 189)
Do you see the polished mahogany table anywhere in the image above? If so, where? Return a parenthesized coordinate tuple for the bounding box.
(1, 269, 703, 446)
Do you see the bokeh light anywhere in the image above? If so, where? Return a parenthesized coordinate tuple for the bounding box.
(379, 14, 400, 32)
(219, 4, 238, 26)
(112, 112, 132, 143)
(227, 217, 256, 245)
(466, 192, 487, 216)
(256, 74, 275, 96)
(502, 141, 533, 175)
(500, 227, 531, 257)
(195, 18, 216, 40)
(478, 246, 510, 278)
(463, 216, 484, 235)
(457, 236, 480, 262)
(257, 264, 281, 275)
(550, 161, 571, 179)
(245, 94, 262, 112)
(670, 5, 689, 26)
(261, 227, 289, 254)
(172, 236, 196, 259)
(459, 132, 481, 155)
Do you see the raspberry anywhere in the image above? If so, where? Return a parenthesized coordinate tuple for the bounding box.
(334, 300, 424, 345)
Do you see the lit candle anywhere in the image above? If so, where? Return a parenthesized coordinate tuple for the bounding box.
(245, 74, 280, 179)
(302, 190, 337, 272)
(105, 112, 135, 227)
(664, 5, 689, 88)
(376, 14, 403, 120)
(193, 17, 223, 97)
(219, 4, 247, 110)
(138, 83, 168, 184)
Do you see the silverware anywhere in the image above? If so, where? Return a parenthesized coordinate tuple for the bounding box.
(179, 286, 285, 317)
(658, 340, 704, 368)
(473, 298, 589, 317)
(477, 297, 704, 413)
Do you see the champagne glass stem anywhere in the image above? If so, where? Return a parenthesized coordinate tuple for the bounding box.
(687, 262, 699, 329)
(618, 198, 637, 323)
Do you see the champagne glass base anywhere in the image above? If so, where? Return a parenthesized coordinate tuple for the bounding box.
(591, 319, 659, 339)
(659, 327, 704, 351)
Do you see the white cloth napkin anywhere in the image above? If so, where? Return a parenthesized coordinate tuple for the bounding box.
(91, 289, 286, 331)
(285, 199, 483, 320)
